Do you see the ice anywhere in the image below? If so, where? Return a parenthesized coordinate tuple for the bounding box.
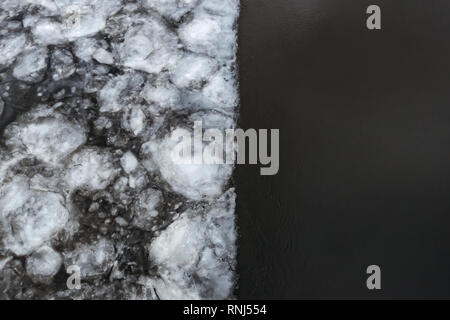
(142, 129, 232, 201)
(116, 15, 182, 74)
(51, 48, 75, 81)
(144, 0, 199, 22)
(141, 81, 181, 112)
(148, 190, 236, 299)
(120, 152, 139, 174)
(98, 73, 145, 113)
(65, 148, 119, 191)
(171, 54, 218, 90)
(131, 188, 162, 231)
(0, 176, 70, 256)
(26, 246, 62, 284)
(201, 66, 238, 110)
(178, 9, 237, 59)
(64, 239, 115, 278)
(32, 19, 65, 45)
(93, 48, 114, 65)
(121, 105, 146, 136)
(30, 0, 122, 44)
(12, 47, 48, 83)
(73, 37, 97, 62)
(0, 33, 27, 67)
(0, 0, 239, 300)
(5, 117, 86, 164)
(199, 0, 240, 16)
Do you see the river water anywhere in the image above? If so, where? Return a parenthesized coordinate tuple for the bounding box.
(236, 0, 450, 298)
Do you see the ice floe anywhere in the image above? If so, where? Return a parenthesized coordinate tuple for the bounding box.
(0, 0, 239, 300)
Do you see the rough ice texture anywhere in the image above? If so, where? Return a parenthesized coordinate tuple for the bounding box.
(0, 0, 239, 300)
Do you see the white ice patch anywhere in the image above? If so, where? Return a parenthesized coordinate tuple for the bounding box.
(30, 0, 122, 45)
(178, 9, 237, 59)
(0, 33, 27, 67)
(121, 105, 146, 136)
(0, 176, 69, 256)
(120, 152, 139, 174)
(26, 246, 62, 284)
(143, 129, 232, 201)
(98, 73, 145, 113)
(93, 48, 114, 65)
(12, 47, 48, 83)
(65, 148, 119, 191)
(142, 81, 181, 112)
(6, 117, 86, 165)
(144, 0, 199, 22)
(171, 54, 218, 90)
(149, 190, 236, 299)
(64, 239, 115, 278)
(116, 15, 182, 74)
(73, 37, 97, 62)
(201, 66, 239, 110)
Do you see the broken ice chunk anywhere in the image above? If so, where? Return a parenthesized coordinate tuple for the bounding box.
(98, 73, 145, 113)
(199, 0, 240, 16)
(26, 246, 62, 285)
(5, 117, 86, 164)
(131, 188, 162, 231)
(51, 48, 75, 81)
(120, 151, 139, 174)
(171, 54, 218, 90)
(0, 176, 70, 256)
(117, 16, 182, 74)
(93, 48, 114, 65)
(63, 239, 115, 278)
(178, 11, 237, 59)
(12, 47, 48, 83)
(150, 214, 203, 269)
(201, 67, 238, 110)
(141, 81, 181, 112)
(148, 190, 236, 299)
(65, 148, 119, 191)
(30, 0, 122, 44)
(73, 37, 97, 62)
(143, 0, 199, 22)
(32, 19, 65, 45)
(0, 33, 27, 67)
(121, 105, 146, 136)
(142, 129, 232, 201)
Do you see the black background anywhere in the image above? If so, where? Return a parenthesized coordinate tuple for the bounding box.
(236, 0, 450, 299)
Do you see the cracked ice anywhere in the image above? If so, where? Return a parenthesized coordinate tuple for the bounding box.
(0, 0, 239, 300)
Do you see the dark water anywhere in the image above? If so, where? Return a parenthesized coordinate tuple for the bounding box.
(237, 0, 450, 299)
